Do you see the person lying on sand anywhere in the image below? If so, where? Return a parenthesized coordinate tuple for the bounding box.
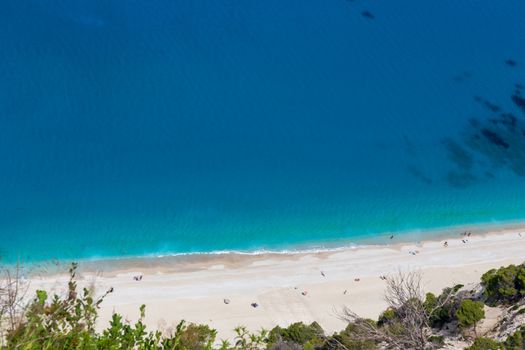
(251, 302, 259, 308)
(301, 291, 308, 296)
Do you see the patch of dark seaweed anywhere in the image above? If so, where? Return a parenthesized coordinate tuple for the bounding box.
(489, 113, 518, 132)
(480, 128, 510, 149)
(402, 135, 417, 157)
(512, 93, 525, 114)
(442, 138, 474, 170)
(446, 171, 477, 188)
(453, 71, 472, 83)
(474, 96, 501, 113)
(447, 80, 525, 182)
(469, 118, 481, 128)
(407, 165, 433, 185)
(500, 113, 518, 130)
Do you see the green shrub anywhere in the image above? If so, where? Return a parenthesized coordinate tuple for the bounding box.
(267, 322, 323, 348)
(466, 337, 502, 350)
(427, 335, 444, 348)
(2, 263, 222, 350)
(456, 300, 485, 330)
(424, 291, 456, 328)
(326, 323, 378, 350)
(377, 308, 396, 327)
(502, 326, 525, 350)
(481, 264, 525, 305)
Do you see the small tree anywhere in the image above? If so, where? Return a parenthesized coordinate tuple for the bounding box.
(233, 326, 268, 350)
(0, 262, 29, 336)
(341, 271, 458, 350)
(456, 300, 485, 336)
(481, 264, 525, 305)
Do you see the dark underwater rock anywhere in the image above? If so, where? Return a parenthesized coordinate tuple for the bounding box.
(505, 59, 518, 67)
(361, 10, 375, 19)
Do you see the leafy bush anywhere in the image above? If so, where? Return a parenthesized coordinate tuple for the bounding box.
(423, 289, 459, 329)
(1, 263, 249, 350)
(267, 322, 323, 348)
(481, 264, 525, 305)
(326, 323, 377, 350)
(466, 337, 502, 350)
(456, 300, 485, 330)
(376, 308, 396, 327)
(502, 326, 525, 350)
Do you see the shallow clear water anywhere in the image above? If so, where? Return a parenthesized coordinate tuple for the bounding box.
(1, 0, 525, 263)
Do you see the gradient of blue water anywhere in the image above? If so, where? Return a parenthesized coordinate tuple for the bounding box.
(1, 0, 525, 262)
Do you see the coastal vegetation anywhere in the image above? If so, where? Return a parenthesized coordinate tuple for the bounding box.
(481, 265, 525, 306)
(1, 263, 524, 349)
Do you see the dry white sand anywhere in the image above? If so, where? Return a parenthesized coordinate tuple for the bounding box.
(25, 228, 525, 341)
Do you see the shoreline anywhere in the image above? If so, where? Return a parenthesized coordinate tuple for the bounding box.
(20, 219, 525, 276)
(23, 224, 525, 340)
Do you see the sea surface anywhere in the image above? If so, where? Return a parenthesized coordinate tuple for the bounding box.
(1, 0, 525, 263)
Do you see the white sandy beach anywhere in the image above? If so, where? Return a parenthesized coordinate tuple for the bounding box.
(26, 228, 525, 341)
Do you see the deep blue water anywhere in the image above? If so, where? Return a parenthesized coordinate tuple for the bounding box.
(1, 0, 525, 263)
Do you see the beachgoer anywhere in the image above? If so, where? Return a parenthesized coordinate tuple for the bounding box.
(343, 290, 347, 295)
(251, 302, 259, 308)
(321, 271, 325, 277)
(301, 291, 308, 296)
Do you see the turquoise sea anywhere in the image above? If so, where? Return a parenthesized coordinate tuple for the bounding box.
(1, 0, 525, 263)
